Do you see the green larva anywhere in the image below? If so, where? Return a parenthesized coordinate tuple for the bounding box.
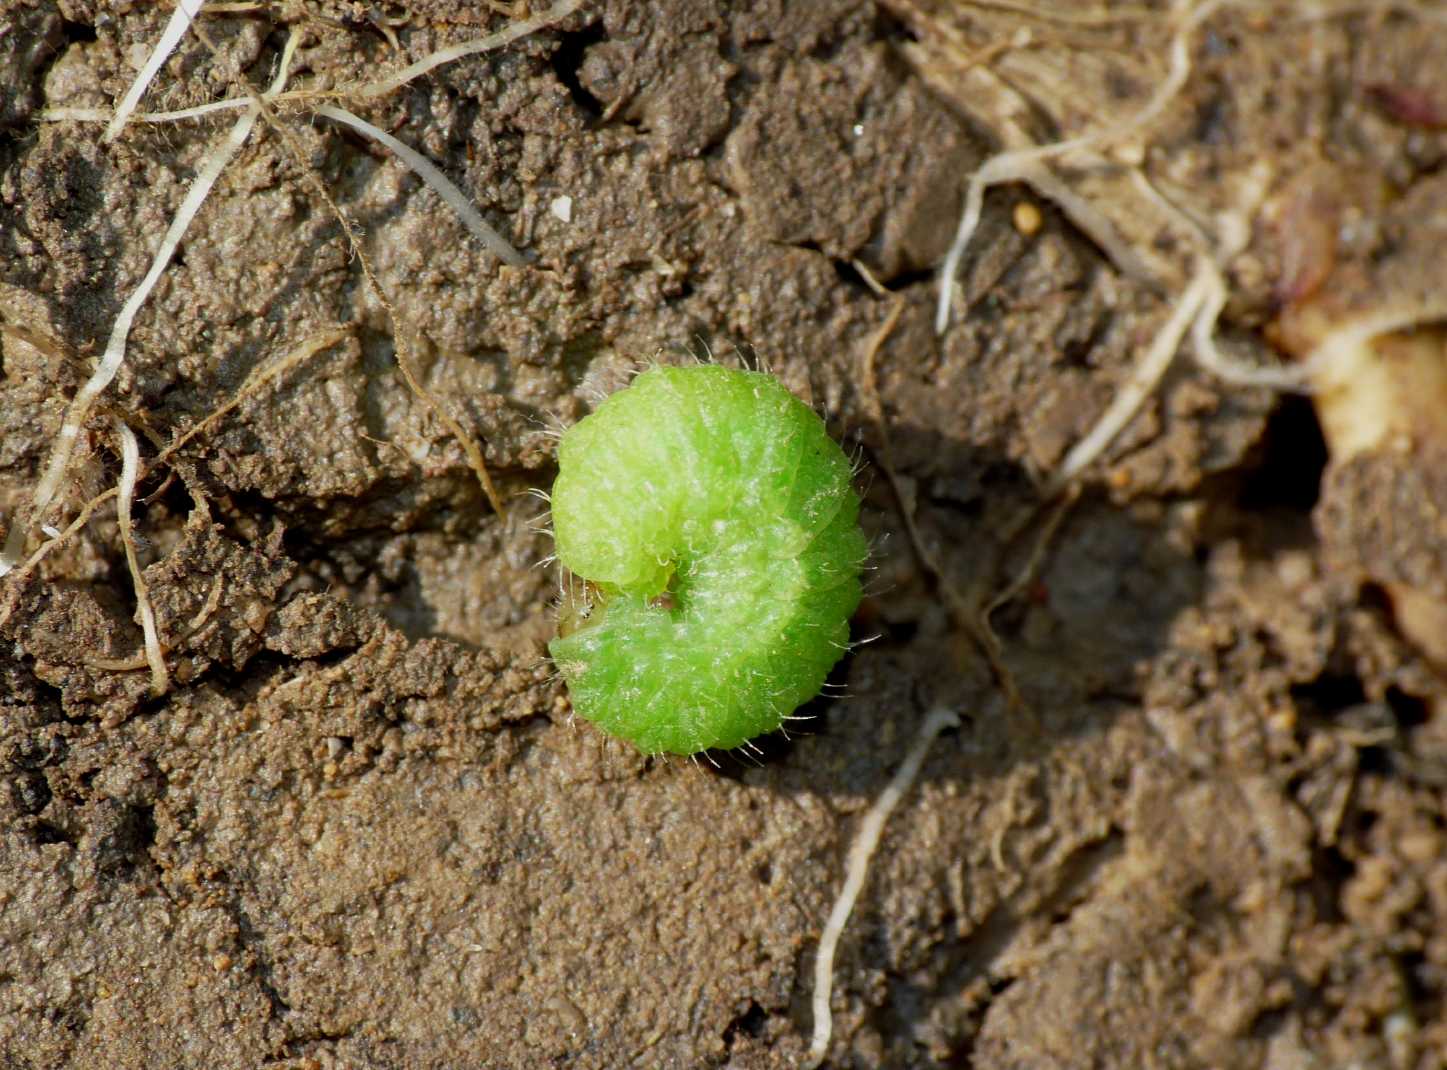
(547, 364, 868, 755)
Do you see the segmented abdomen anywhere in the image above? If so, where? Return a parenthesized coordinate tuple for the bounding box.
(548, 364, 867, 755)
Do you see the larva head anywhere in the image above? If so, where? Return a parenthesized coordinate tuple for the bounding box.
(547, 364, 867, 755)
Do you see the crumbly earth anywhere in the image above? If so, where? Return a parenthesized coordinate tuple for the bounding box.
(1, 1, 1445, 1068)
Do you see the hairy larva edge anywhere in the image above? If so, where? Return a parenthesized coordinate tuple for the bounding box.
(547, 364, 869, 756)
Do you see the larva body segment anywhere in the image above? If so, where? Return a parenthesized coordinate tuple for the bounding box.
(548, 365, 868, 755)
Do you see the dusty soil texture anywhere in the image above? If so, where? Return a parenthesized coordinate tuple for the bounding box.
(3, 1, 1447, 1068)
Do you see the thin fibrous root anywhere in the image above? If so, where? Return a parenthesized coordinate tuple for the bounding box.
(0, 103, 259, 576)
(236, 72, 509, 518)
(103, 0, 204, 142)
(0, 328, 348, 633)
(313, 104, 524, 266)
(0, 31, 305, 576)
(165, 327, 352, 463)
(43, 0, 588, 128)
(804, 707, 960, 1069)
(113, 419, 170, 696)
(349, 0, 587, 100)
(935, 0, 1224, 334)
(89, 571, 224, 672)
(933, 2, 1336, 492)
(0, 489, 118, 633)
(1047, 260, 1212, 494)
(1043, 160, 1276, 493)
(855, 288, 1028, 712)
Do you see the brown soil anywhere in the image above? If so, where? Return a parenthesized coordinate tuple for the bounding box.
(2, 1, 1446, 1067)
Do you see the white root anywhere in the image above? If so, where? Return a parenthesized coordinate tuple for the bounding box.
(0, 32, 309, 576)
(804, 706, 960, 1069)
(313, 104, 524, 265)
(1186, 261, 1312, 390)
(114, 419, 170, 695)
(103, 0, 205, 142)
(932, 0, 1332, 491)
(1048, 264, 1213, 493)
(42, 0, 586, 128)
(1045, 159, 1289, 490)
(0, 328, 348, 635)
(0, 103, 260, 576)
(10, 0, 581, 664)
(46, 102, 246, 124)
(350, 0, 586, 99)
(936, 0, 1223, 333)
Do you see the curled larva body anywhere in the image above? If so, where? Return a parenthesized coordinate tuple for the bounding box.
(547, 364, 868, 755)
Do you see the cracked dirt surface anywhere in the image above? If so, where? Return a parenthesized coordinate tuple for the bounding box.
(2, 1, 1447, 1067)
